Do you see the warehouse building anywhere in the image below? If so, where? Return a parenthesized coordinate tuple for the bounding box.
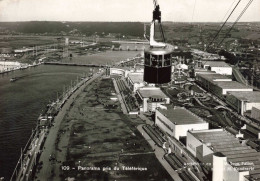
(196, 73, 232, 91)
(226, 91, 260, 115)
(187, 129, 260, 181)
(127, 72, 145, 92)
(196, 73, 253, 99)
(202, 61, 232, 75)
(136, 87, 170, 112)
(212, 81, 253, 98)
(155, 105, 208, 140)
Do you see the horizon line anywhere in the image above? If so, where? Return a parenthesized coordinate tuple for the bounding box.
(0, 20, 260, 23)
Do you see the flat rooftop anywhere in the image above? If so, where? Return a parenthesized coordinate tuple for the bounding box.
(158, 106, 206, 125)
(198, 73, 231, 81)
(202, 61, 231, 67)
(137, 87, 168, 99)
(190, 129, 260, 175)
(214, 81, 253, 89)
(128, 73, 144, 84)
(195, 68, 216, 73)
(228, 91, 260, 102)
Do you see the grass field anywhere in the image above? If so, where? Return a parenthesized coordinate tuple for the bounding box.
(60, 78, 172, 180)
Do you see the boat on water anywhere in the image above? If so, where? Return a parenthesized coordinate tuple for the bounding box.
(10, 77, 18, 82)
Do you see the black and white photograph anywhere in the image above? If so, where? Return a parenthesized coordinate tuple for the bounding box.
(0, 0, 260, 180)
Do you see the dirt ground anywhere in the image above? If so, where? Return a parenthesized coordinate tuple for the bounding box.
(59, 77, 172, 181)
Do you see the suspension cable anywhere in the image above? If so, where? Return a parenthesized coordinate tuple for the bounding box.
(208, 0, 242, 47)
(217, 0, 254, 47)
(191, 0, 197, 24)
(221, 0, 236, 22)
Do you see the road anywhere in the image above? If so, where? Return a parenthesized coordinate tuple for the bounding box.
(137, 124, 182, 181)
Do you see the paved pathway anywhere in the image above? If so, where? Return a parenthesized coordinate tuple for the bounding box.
(112, 78, 128, 114)
(137, 124, 182, 181)
(34, 73, 102, 181)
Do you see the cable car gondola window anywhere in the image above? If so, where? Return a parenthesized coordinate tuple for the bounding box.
(158, 55, 162, 67)
(164, 53, 171, 66)
(145, 53, 150, 66)
(151, 54, 158, 66)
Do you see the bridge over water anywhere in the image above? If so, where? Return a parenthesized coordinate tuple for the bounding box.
(44, 62, 108, 68)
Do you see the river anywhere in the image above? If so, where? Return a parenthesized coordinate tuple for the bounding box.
(0, 65, 95, 179)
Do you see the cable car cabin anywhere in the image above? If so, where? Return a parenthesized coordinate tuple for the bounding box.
(144, 47, 173, 84)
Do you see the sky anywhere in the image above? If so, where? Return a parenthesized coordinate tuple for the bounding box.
(0, 0, 259, 22)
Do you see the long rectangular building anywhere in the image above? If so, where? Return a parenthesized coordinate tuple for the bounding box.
(226, 91, 260, 115)
(213, 81, 253, 95)
(155, 105, 208, 140)
(202, 61, 232, 75)
(196, 73, 232, 91)
(196, 73, 253, 99)
(187, 129, 260, 181)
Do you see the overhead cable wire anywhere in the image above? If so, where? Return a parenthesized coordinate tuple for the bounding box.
(221, 0, 236, 22)
(217, 0, 254, 47)
(208, 0, 242, 47)
(191, 0, 197, 24)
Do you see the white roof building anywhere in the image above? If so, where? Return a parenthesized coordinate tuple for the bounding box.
(127, 72, 145, 92)
(136, 87, 170, 112)
(187, 129, 260, 181)
(156, 105, 209, 140)
(202, 61, 232, 75)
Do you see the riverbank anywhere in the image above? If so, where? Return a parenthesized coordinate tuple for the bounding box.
(34, 71, 103, 180)
(10, 69, 102, 181)
(0, 64, 97, 180)
(0, 62, 42, 75)
(30, 75, 172, 180)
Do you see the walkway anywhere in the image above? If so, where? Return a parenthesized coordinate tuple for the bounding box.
(137, 124, 182, 181)
(112, 78, 128, 114)
(34, 72, 102, 181)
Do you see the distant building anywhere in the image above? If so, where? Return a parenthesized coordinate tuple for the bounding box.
(109, 67, 130, 77)
(187, 129, 260, 181)
(155, 105, 209, 140)
(127, 72, 145, 92)
(14, 48, 33, 53)
(226, 91, 260, 115)
(202, 61, 232, 75)
(136, 87, 170, 112)
(0, 61, 22, 71)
